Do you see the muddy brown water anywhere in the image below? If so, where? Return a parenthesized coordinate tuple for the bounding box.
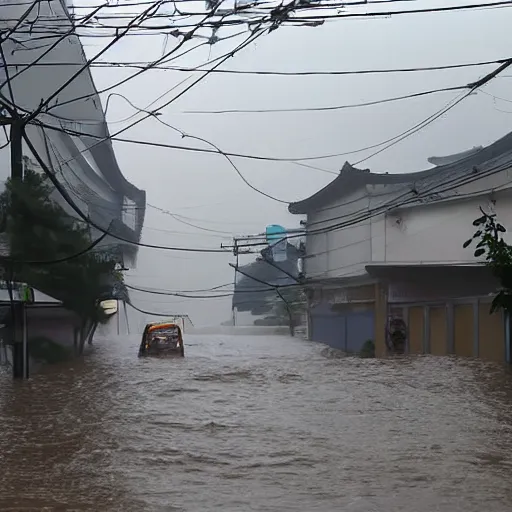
(0, 332, 512, 511)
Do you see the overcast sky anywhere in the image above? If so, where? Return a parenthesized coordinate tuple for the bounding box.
(89, 0, 512, 327)
(8, 0, 512, 327)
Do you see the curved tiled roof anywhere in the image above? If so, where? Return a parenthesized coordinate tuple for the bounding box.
(289, 131, 512, 214)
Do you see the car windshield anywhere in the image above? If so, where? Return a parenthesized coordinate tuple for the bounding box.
(150, 326, 180, 345)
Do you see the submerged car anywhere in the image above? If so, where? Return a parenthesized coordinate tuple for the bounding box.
(138, 322, 185, 357)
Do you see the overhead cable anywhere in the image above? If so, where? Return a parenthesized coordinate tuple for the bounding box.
(0, 231, 109, 265)
(21, 129, 231, 253)
(181, 85, 466, 114)
(2, 56, 507, 76)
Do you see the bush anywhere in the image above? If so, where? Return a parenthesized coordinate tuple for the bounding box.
(360, 339, 375, 358)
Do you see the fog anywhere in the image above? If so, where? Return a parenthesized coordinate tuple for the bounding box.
(12, 1, 512, 327)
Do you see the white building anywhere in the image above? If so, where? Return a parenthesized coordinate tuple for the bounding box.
(0, 0, 145, 266)
(289, 132, 512, 362)
(0, 1, 147, 371)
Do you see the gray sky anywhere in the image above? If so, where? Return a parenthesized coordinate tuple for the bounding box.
(69, 1, 512, 325)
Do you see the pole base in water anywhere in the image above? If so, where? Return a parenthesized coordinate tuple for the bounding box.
(12, 342, 24, 379)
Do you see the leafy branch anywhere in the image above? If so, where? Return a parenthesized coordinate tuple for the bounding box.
(463, 208, 512, 314)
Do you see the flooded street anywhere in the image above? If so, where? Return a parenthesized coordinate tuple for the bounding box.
(1, 333, 512, 511)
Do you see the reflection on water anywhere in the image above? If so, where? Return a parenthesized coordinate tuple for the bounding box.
(0, 333, 512, 511)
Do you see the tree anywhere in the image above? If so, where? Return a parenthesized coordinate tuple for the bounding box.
(463, 209, 512, 315)
(267, 287, 306, 336)
(0, 166, 125, 346)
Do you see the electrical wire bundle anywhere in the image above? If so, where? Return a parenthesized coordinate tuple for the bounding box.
(1, 0, 512, 316)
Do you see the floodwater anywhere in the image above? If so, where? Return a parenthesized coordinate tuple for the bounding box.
(0, 332, 512, 511)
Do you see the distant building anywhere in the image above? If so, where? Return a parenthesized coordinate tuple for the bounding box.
(232, 242, 302, 315)
(289, 132, 512, 362)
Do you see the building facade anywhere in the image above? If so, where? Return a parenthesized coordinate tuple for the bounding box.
(0, 0, 146, 268)
(0, 1, 146, 369)
(289, 132, 512, 362)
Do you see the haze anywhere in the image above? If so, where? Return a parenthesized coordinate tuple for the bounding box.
(80, 0, 512, 326)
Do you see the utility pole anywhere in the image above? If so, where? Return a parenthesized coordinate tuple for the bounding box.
(225, 228, 306, 337)
(10, 119, 23, 180)
(232, 240, 238, 327)
(0, 102, 29, 378)
(1, 28, 29, 377)
(9, 118, 28, 379)
(221, 237, 263, 327)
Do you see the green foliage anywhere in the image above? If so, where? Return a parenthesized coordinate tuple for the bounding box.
(0, 167, 124, 324)
(463, 209, 512, 314)
(360, 339, 375, 358)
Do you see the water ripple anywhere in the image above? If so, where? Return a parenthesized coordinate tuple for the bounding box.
(0, 333, 511, 511)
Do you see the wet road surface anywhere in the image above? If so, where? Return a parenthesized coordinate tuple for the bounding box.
(1, 332, 512, 511)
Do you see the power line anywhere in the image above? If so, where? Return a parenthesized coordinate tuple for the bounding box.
(4, 0, 510, 258)
(126, 300, 184, 317)
(125, 279, 299, 296)
(8, 0, 512, 29)
(277, 0, 512, 23)
(30, 57, 509, 169)
(148, 114, 293, 203)
(127, 282, 234, 293)
(2, 56, 507, 76)
(181, 85, 466, 114)
(0, 231, 109, 265)
(353, 58, 512, 166)
(301, 183, 512, 261)
(300, 163, 510, 237)
(29, 28, 294, 212)
(69, 25, 269, 154)
(143, 224, 232, 238)
(5, 8, 222, 115)
(6, 27, 269, 254)
(0, 2, 109, 93)
(147, 204, 264, 226)
(2, 0, 511, 54)
(25, 1, 164, 123)
(8, 1, 508, 117)
(305, 160, 512, 237)
(54, 31, 243, 109)
(26, 83, 498, 215)
(147, 204, 236, 234)
(234, 158, 512, 253)
(352, 90, 471, 166)
(21, 127, 232, 253)
(130, 288, 234, 299)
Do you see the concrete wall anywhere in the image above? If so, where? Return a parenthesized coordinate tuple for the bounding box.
(385, 191, 512, 263)
(304, 188, 372, 279)
(303, 169, 512, 279)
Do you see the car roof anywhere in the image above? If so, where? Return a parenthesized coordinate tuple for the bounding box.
(146, 322, 181, 330)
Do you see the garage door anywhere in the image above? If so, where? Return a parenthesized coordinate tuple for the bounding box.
(310, 304, 374, 354)
(311, 312, 346, 351)
(346, 310, 374, 353)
